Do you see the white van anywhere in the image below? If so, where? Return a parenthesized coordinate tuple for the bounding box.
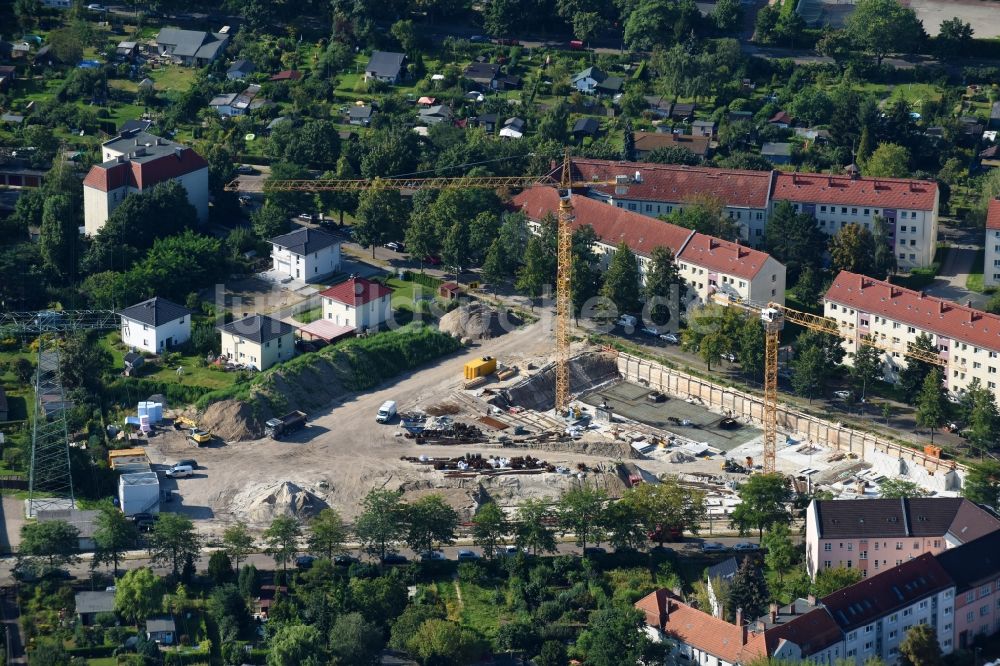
(165, 465, 194, 478)
(376, 400, 397, 423)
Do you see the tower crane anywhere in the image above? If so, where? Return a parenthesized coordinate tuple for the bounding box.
(227, 152, 627, 412)
(711, 294, 945, 474)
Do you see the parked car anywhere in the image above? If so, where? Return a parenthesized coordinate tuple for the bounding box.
(457, 549, 480, 561)
(833, 390, 852, 400)
(494, 38, 520, 45)
(701, 541, 728, 553)
(720, 352, 736, 362)
(236, 165, 257, 175)
(381, 553, 408, 565)
(616, 314, 637, 328)
(334, 554, 359, 566)
(165, 465, 193, 478)
(176, 459, 197, 469)
(640, 326, 659, 337)
(238, 195, 252, 206)
(732, 542, 759, 552)
(659, 332, 679, 344)
(296, 555, 316, 569)
(86, 3, 107, 10)
(496, 545, 520, 557)
(297, 212, 315, 221)
(419, 550, 446, 561)
(385, 241, 405, 252)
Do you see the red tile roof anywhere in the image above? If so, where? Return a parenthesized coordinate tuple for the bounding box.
(987, 198, 1000, 230)
(825, 271, 1000, 352)
(512, 187, 694, 257)
(772, 172, 937, 211)
(634, 132, 710, 157)
(320, 277, 393, 307)
(768, 111, 793, 125)
(269, 70, 302, 81)
(82, 149, 208, 193)
(635, 590, 767, 663)
(679, 232, 774, 280)
(554, 158, 774, 209)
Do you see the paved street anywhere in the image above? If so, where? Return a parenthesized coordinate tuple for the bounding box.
(924, 226, 988, 310)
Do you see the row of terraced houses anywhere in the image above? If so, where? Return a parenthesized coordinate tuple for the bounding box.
(636, 498, 1000, 665)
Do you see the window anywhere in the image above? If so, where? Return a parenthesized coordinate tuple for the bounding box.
(981, 585, 991, 598)
(847, 632, 857, 642)
(968, 611, 975, 623)
(890, 614, 898, 623)
(852, 208, 858, 214)
(982, 605, 990, 617)
(824, 543, 832, 551)
(919, 600, 928, 610)
(864, 209, 870, 215)
(903, 608, 912, 617)
(848, 543, 854, 551)
(824, 560, 832, 569)
(864, 641, 874, 651)
(968, 591, 976, 603)
(860, 551, 868, 560)
(864, 625, 873, 634)
(842, 207, 848, 214)
(896, 542, 903, 550)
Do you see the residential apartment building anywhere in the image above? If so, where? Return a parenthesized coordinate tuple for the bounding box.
(549, 159, 940, 270)
(984, 199, 1000, 288)
(83, 130, 208, 235)
(805, 498, 1000, 579)
(512, 188, 786, 312)
(771, 172, 939, 271)
(821, 553, 956, 663)
(823, 271, 1000, 401)
(936, 529, 1000, 650)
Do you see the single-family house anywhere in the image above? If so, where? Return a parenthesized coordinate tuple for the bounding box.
(348, 105, 375, 126)
(364, 51, 406, 84)
(473, 113, 499, 132)
(633, 131, 710, 160)
(572, 117, 600, 140)
(218, 315, 295, 371)
(705, 556, 740, 618)
(419, 105, 453, 125)
(154, 28, 229, 66)
(116, 41, 138, 59)
(761, 142, 792, 164)
(671, 103, 695, 120)
(75, 591, 116, 626)
(571, 67, 622, 95)
(146, 616, 177, 645)
(464, 62, 500, 89)
(269, 69, 302, 82)
(417, 96, 436, 107)
(209, 92, 237, 116)
(768, 111, 793, 128)
(320, 276, 394, 331)
(119, 297, 193, 355)
(692, 120, 716, 138)
(227, 59, 255, 80)
(270, 227, 341, 283)
(499, 117, 525, 139)
(644, 96, 672, 118)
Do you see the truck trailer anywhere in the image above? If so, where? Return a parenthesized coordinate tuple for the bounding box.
(265, 410, 307, 439)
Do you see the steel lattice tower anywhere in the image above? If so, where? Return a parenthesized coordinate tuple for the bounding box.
(27, 335, 75, 516)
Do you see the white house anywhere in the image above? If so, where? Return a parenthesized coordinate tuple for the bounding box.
(984, 199, 1000, 287)
(118, 297, 193, 354)
(320, 277, 393, 331)
(83, 130, 209, 236)
(270, 227, 341, 283)
(218, 315, 294, 371)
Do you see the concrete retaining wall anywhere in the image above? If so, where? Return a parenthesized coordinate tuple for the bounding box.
(615, 352, 964, 490)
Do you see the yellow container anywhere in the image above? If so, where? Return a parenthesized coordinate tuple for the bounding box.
(464, 357, 497, 379)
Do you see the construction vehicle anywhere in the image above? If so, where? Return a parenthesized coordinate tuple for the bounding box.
(265, 411, 308, 439)
(710, 294, 945, 473)
(226, 152, 628, 413)
(464, 356, 497, 380)
(174, 416, 197, 430)
(187, 428, 213, 446)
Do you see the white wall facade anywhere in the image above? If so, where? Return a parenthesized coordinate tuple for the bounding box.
(322, 293, 392, 330)
(840, 589, 954, 665)
(270, 243, 341, 283)
(121, 315, 191, 354)
(595, 194, 770, 246)
(83, 166, 208, 236)
(220, 330, 294, 371)
(985, 228, 1000, 288)
(679, 256, 786, 308)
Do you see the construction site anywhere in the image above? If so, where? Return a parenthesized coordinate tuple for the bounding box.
(132, 313, 964, 538)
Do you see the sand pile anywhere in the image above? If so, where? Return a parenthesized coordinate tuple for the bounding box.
(231, 481, 328, 524)
(200, 399, 263, 441)
(439, 303, 519, 341)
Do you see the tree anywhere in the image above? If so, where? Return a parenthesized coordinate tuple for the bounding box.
(624, 477, 706, 546)
(646, 146, 702, 166)
(575, 606, 664, 666)
(391, 19, 421, 52)
(764, 201, 825, 282)
(354, 488, 405, 560)
(864, 143, 911, 178)
(269, 119, 341, 168)
(307, 508, 347, 560)
(481, 239, 508, 295)
(730, 474, 792, 539)
(355, 185, 405, 258)
(792, 344, 828, 402)
(935, 17, 973, 59)
(666, 196, 740, 241)
(48, 26, 84, 64)
(406, 619, 486, 665)
(713, 0, 743, 32)
(114, 567, 164, 624)
(61, 331, 111, 392)
(762, 523, 795, 582)
(850, 343, 882, 401)
(263, 516, 302, 572)
(536, 640, 569, 666)
(871, 215, 897, 278)
(19, 520, 79, 570)
(899, 623, 942, 666)
(514, 498, 557, 555)
(483, 0, 519, 38)
(515, 236, 548, 307)
(878, 479, 927, 498)
(898, 334, 937, 402)
(208, 550, 234, 584)
(222, 524, 256, 571)
(625, 0, 676, 49)
(251, 199, 290, 240)
(962, 461, 1000, 508)
(645, 246, 685, 327)
(915, 368, 946, 443)
(441, 221, 470, 277)
(471, 501, 509, 559)
(967, 383, 1000, 458)
(557, 486, 608, 553)
(728, 556, 771, 621)
(238, 564, 260, 599)
(845, 0, 924, 65)
(92, 505, 137, 575)
(39, 195, 78, 281)
(148, 513, 201, 578)
(737, 313, 767, 380)
(14, 0, 42, 30)
(404, 494, 458, 555)
(572, 12, 604, 45)
(537, 103, 570, 143)
(828, 224, 875, 275)
(268, 624, 326, 666)
(390, 605, 446, 652)
(329, 612, 384, 666)
(600, 242, 642, 316)
(812, 565, 864, 597)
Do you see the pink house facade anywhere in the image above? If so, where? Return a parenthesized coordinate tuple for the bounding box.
(805, 498, 1000, 580)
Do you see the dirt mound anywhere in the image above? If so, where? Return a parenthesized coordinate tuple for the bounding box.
(438, 303, 520, 340)
(501, 352, 620, 411)
(231, 481, 329, 524)
(200, 399, 263, 441)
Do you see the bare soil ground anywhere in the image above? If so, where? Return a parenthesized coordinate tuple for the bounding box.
(903, 0, 1000, 37)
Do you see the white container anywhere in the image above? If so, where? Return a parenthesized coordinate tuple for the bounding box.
(118, 471, 160, 516)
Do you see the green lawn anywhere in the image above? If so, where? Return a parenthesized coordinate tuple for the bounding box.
(887, 83, 942, 106)
(99, 332, 238, 391)
(387, 277, 442, 312)
(967, 248, 985, 293)
(148, 65, 198, 96)
(295, 306, 323, 324)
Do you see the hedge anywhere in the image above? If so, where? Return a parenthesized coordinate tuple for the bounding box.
(66, 645, 116, 657)
(405, 271, 444, 290)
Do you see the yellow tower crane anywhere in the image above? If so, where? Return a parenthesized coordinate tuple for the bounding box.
(227, 152, 625, 412)
(711, 294, 946, 473)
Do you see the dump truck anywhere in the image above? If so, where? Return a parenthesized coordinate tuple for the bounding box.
(187, 428, 213, 446)
(265, 411, 307, 439)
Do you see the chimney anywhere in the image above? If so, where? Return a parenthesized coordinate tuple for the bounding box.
(174, 147, 183, 159)
(742, 624, 749, 646)
(134, 138, 139, 146)
(807, 594, 817, 606)
(735, 608, 743, 629)
(967, 300, 973, 307)
(354, 280, 364, 297)
(789, 601, 796, 615)
(769, 602, 778, 624)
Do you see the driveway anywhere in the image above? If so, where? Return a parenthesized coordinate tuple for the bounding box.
(923, 227, 988, 309)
